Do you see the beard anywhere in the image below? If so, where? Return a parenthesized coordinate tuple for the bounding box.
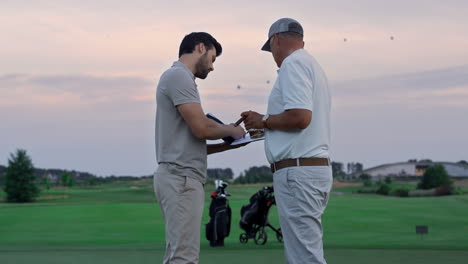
(194, 54, 210, 79)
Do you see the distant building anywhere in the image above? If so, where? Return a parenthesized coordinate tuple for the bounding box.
(44, 172, 60, 183)
(359, 160, 468, 180)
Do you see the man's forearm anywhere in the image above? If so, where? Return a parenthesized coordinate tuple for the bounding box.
(265, 109, 311, 131)
(193, 120, 230, 140)
(207, 143, 230, 155)
(177, 103, 244, 140)
(207, 142, 247, 155)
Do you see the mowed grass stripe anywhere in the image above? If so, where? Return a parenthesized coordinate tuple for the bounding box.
(1, 183, 468, 250)
(323, 194, 468, 249)
(1, 248, 468, 264)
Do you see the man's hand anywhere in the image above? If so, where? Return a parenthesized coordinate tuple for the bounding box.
(241, 109, 312, 131)
(240, 111, 264, 130)
(229, 124, 246, 140)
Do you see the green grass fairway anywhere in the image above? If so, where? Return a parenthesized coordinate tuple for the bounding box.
(2, 247, 468, 264)
(1, 180, 468, 263)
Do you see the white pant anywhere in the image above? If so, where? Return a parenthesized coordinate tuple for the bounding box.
(154, 168, 205, 264)
(273, 166, 333, 264)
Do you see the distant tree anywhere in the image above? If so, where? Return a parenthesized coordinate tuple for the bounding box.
(359, 173, 372, 187)
(87, 177, 99, 186)
(419, 159, 433, 163)
(233, 166, 272, 184)
(376, 183, 391, 195)
(67, 174, 75, 187)
(60, 173, 67, 186)
(359, 173, 371, 181)
(332, 162, 345, 179)
(384, 176, 392, 184)
(417, 164, 452, 190)
(60, 172, 74, 187)
(458, 160, 468, 165)
(207, 168, 234, 180)
(234, 173, 246, 184)
(4, 149, 40, 203)
(44, 176, 51, 190)
(356, 162, 363, 172)
(347, 162, 363, 174)
(0, 165, 6, 186)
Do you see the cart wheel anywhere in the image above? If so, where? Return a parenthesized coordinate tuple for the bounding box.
(276, 228, 283, 243)
(254, 228, 267, 245)
(239, 233, 248, 244)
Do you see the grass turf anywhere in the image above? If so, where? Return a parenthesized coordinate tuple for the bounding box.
(1, 180, 468, 263)
(2, 248, 468, 264)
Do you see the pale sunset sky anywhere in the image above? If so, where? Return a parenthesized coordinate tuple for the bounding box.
(1, 0, 467, 177)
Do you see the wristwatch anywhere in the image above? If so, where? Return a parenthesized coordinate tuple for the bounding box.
(262, 114, 270, 129)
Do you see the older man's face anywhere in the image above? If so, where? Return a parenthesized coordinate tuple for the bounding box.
(270, 34, 282, 67)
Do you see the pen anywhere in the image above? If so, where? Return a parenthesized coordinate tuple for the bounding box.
(234, 116, 246, 127)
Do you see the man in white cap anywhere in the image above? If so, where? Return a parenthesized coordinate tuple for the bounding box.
(241, 18, 332, 264)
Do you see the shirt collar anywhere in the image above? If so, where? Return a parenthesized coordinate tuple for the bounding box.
(172, 61, 195, 80)
(277, 48, 304, 73)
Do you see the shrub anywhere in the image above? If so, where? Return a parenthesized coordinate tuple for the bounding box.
(356, 187, 378, 194)
(363, 180, 373, 187)
(417, 164, 452, 190)
(408, 188, 436, 197)
(435, 185, 453, 196)
(376, 183, 391, 195)
(453, 187, 468, 195)
(390, 188, 409, 197)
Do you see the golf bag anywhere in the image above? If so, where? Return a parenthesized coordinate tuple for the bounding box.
(205, 180, 232, 247)
(239, 186, 282, 245)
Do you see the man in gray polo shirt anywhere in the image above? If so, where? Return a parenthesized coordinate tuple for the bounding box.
(154, 32, 246, 264)
(242, 18, 333, 264)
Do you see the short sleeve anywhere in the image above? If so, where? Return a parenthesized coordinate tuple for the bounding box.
(163, 70, 200, 106)
(279, 59, 314, 111)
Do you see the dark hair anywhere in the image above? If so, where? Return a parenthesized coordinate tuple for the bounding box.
(178, 32, 222, 58)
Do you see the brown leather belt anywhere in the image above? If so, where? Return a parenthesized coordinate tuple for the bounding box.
(270, 157, 329, 173)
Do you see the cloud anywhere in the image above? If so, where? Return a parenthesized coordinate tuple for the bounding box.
(29, 75, 152, 93)
(332, 65, 468, 108)
(0, 73, 154, 107)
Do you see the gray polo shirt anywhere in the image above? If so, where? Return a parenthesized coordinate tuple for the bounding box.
(155, 61, 207, 183)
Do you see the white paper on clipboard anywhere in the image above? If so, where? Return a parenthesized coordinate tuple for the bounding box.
(230, 134, 265, 145)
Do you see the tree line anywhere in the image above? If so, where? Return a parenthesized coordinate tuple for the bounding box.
(0, 149, 362, 203)
(0, 149, 239, 202)
(2, 149, 463, 203)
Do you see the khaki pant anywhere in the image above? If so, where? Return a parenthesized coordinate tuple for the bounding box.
(154, 168, 204, 264)
(273, 165, 332, 264)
